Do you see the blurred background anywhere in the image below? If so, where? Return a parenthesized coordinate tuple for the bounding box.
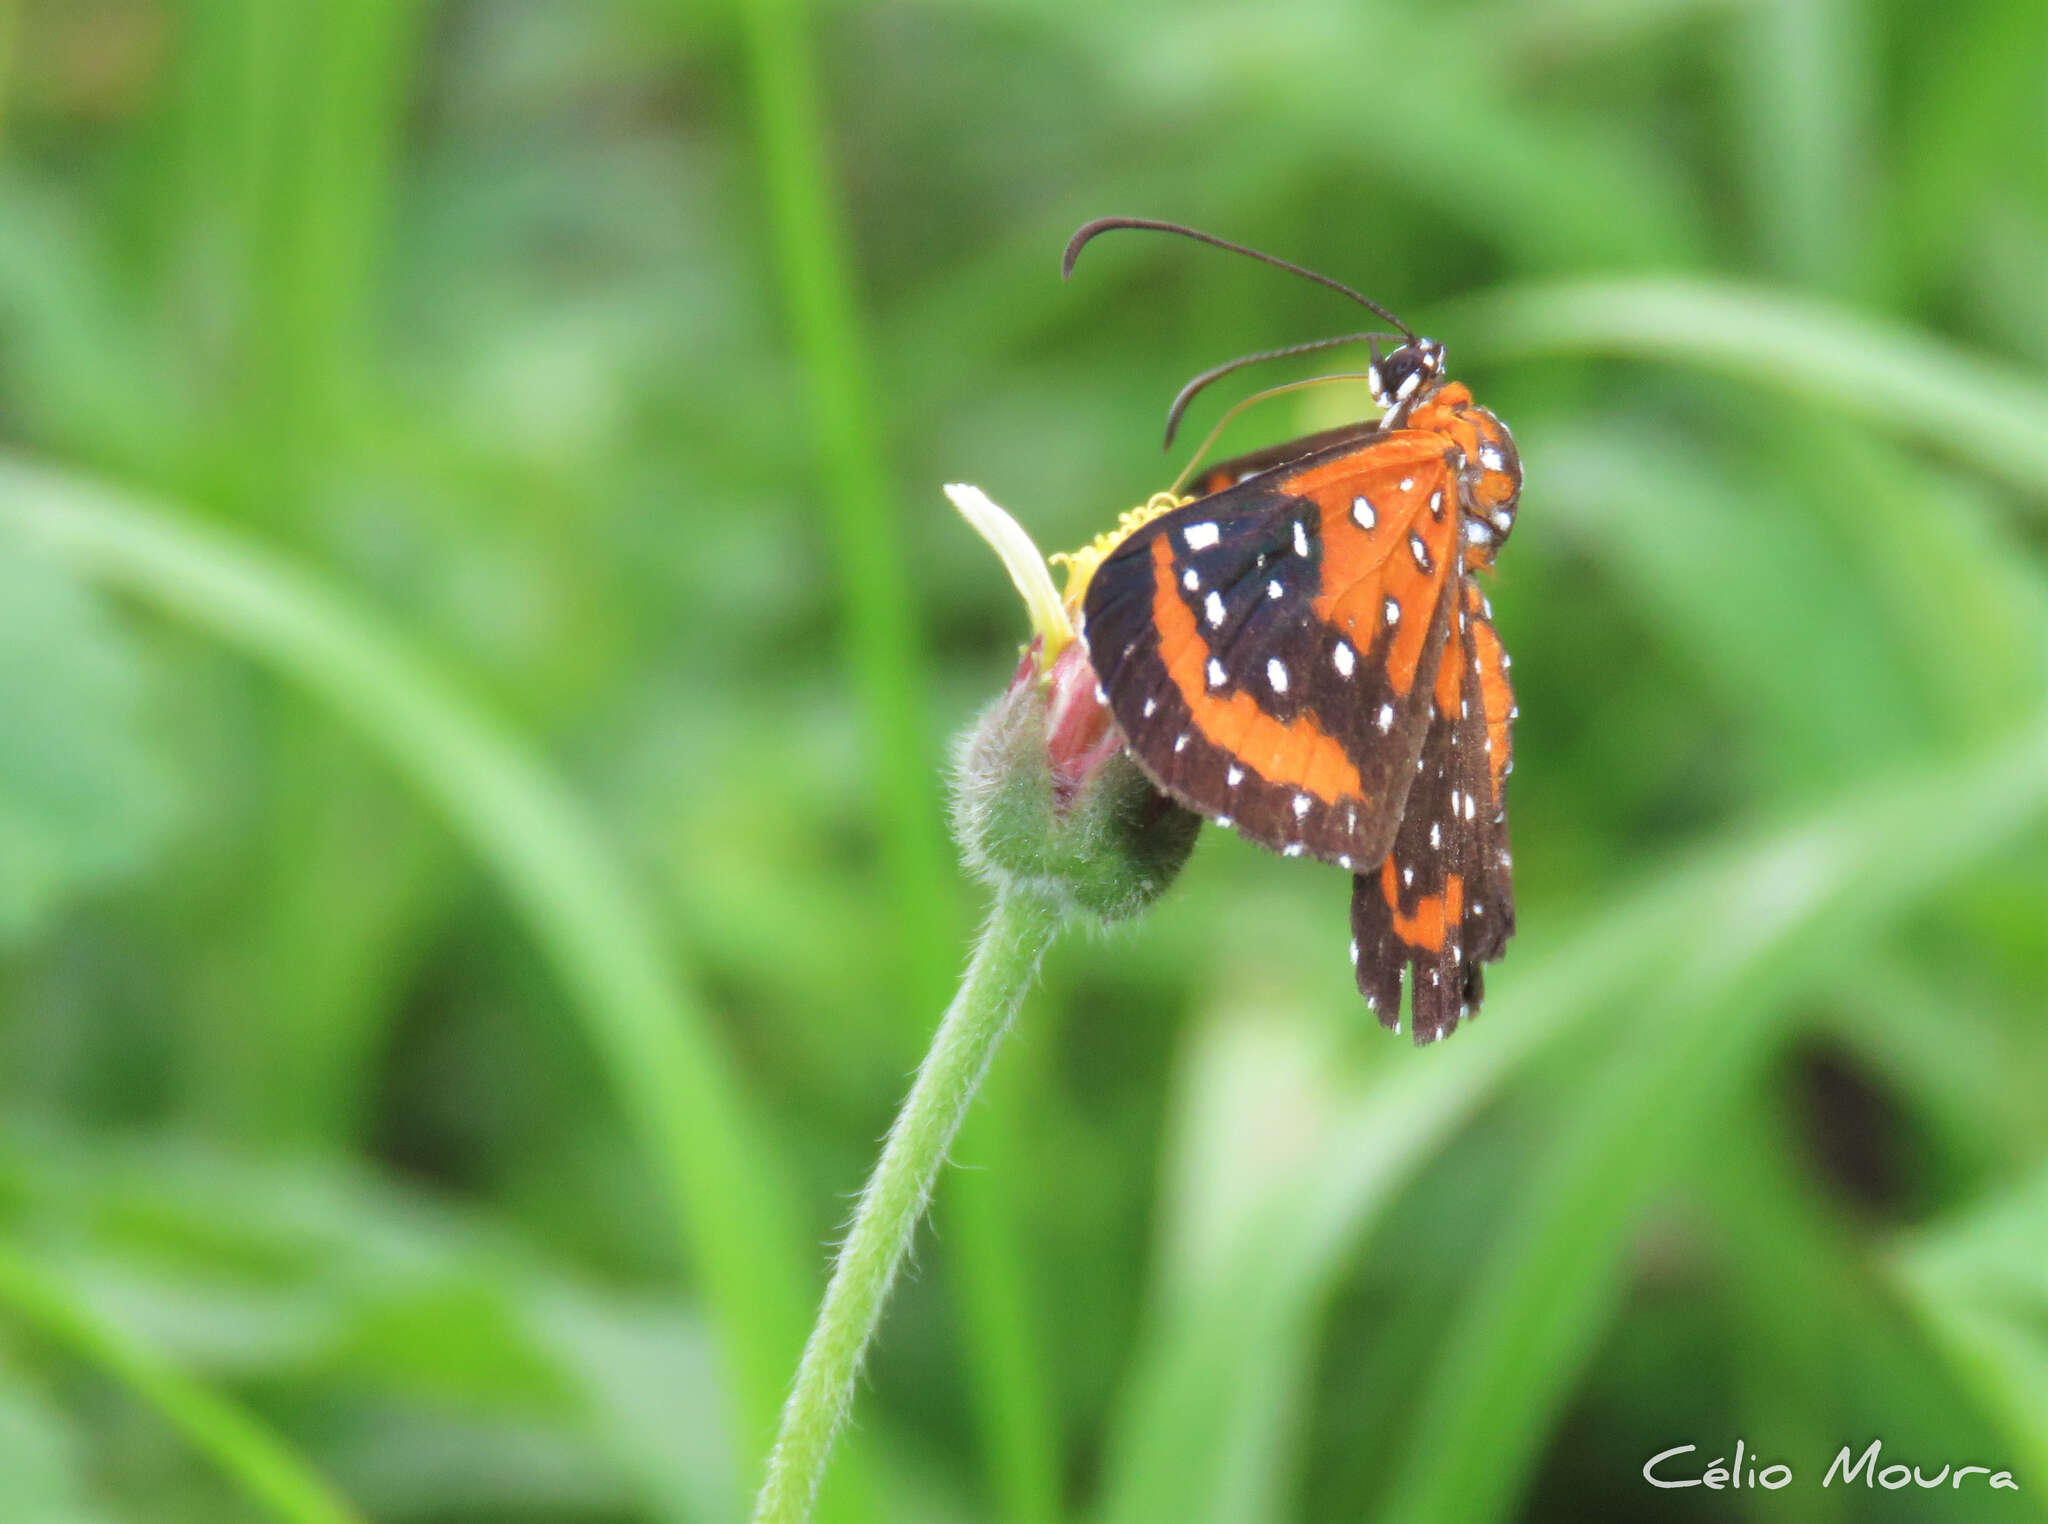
(0, 2, 2044, 1521)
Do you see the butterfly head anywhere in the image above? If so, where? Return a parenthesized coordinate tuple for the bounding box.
(1368, 337, 1446, 422)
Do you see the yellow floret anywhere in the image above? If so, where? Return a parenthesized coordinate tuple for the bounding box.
(1048, 492, 1194, 628)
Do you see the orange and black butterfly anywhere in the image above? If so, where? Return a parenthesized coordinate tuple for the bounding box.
(1067, 219, 1521, 1044)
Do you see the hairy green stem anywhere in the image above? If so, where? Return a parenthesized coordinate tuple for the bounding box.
(752, 886, 1067, 1523)
(736, 3, 1055, 1505)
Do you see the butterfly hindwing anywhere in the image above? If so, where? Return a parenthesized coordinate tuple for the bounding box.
(1457, 581, 1516, 968)
(1082, 431, 1462, 869)
(1350, 578, 1515, 1042)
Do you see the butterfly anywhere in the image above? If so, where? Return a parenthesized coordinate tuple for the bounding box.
(1066, 219, 1522, 1044)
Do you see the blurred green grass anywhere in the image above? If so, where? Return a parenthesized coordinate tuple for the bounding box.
(0, 2, 2044, 1522)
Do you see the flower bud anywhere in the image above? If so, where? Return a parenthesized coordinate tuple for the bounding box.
(946, 485, 1199, 922)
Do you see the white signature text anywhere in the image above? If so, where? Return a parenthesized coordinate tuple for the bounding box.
(1644, 1440, 2017, 1492)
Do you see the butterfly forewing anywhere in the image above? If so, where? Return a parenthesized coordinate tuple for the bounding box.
(1082, 433, 1462, 869)
(1185, 419, 1382, 498)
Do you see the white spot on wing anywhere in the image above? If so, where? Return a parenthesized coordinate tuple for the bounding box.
(1183, 522, 1220, 550)
(1480, 444, 1505, 471)
(1384, 598, 1401, 626)
(1174, 732, 1190, 753)
(1227, 764, 1244, 786)
(1267, 657, 1290, 693)
(1352, 495, 1376, 529)
(1333, 640, 1355, 677)
(1283, 843, 1305, 857)
(1142, 696, 1156, 717)
(1293, 793, 1311, 818)
(1207, 658, 1227, 689)
(1293, 520, 1310, 557)
(1377, 702, 1395, 732)
(1183, 567, 1200, 591)
(1267, 579, 1284, 599)
(1204, 590, 1226, 628)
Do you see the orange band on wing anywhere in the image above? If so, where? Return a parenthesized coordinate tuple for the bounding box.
(1382, 858, 1464, 952)
(1434, 620, 1464, 716)
(1330, 549, 1439, 700)
(1470, 612, 1513, 800)
(1282, 436, 1453, 699)
(1148, 536, 1365, 804)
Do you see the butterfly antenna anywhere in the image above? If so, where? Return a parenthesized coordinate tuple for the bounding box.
(1170, 372, 1378, 496)
(1164, 331, 1398, 447)
(1062, 217, 1416, 341)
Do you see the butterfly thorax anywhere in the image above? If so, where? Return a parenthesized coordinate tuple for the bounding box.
(1399, 379, 1521, 571)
